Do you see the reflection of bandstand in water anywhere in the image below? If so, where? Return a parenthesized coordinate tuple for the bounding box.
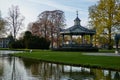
(0, 52, 120, 80)
(1, 56, 120, 80)
(34, 62, 95, 80)
(54, 11, 98, 51)
(28, 61, 120, 80)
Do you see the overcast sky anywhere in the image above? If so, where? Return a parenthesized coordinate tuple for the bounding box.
(0, 0, 98, 30)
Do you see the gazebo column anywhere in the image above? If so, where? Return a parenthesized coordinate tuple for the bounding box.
(62, 34, 65, 46)
(70, 35, 73, 46)
(90, 35, 93, 44)
(81, 35, 85, 44)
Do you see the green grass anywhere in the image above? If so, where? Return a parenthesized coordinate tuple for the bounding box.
(12, 50, 120, 71)
(98, 49, 115, 53)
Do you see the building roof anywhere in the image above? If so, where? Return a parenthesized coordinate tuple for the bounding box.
(60, 13, 96, 35)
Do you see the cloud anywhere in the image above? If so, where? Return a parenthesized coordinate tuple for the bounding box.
(85, 0, 99, 2)
(0, 0, 98, 31)
(27, 0, 87, 14)
(26, 0, 96, 27)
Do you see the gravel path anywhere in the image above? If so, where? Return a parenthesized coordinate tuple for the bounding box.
(82, 53, 120, 56)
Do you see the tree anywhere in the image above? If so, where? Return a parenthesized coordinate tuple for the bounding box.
(23, 31, 32, 49)
(28, 22, 41, 37)
(38, 11, 50, 38)
(23, 31, 50, 49)
(48, 10, 65, 48)
(7, 5, 25, 40)
(0, 11, 7, 37)
(89, 0, 120, 49)
(8, 33, 14, 47)
(29, 10, 65, 48)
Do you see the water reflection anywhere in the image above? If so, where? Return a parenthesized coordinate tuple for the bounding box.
(0, 50, 23, 57)
(0, 56, 120, 80)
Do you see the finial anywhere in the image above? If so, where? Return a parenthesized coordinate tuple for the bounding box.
(76, 10, 78, 17)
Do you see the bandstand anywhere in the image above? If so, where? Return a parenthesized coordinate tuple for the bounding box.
(54, 12, 98, 51)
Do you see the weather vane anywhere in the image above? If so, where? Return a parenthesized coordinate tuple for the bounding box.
(76, 10, 78, 17)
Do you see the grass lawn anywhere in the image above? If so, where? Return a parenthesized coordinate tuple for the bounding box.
(11, 50, 120, 71)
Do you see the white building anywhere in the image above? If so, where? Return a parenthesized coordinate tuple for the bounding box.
(0, 38, 10, 48)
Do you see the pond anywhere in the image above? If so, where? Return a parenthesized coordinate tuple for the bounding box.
(0, 51, 120, 80)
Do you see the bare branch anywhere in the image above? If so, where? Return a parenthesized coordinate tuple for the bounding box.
(6, 5, 25, 39)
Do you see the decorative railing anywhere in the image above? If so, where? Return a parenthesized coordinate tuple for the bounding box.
(62, 44, 93, 48)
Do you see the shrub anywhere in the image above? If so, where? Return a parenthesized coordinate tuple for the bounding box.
(9, 31, 50, 49)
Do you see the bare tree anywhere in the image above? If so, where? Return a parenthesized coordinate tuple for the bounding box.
(30, 10, 65, 48)
(7, 5, 25, 40)
(38, 11, 50, 38)
(50, 10, 65, 48)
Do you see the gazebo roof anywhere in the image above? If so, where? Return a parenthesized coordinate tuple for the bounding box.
(61, 25, 95, 35)
(60, 13, 96, 35)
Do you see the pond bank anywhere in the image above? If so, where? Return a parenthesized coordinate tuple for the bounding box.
(11, 50, 120, 71)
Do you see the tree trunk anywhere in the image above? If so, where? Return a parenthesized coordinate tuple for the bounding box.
(108, 27, 112, 50)
(51, 27, 53, 49)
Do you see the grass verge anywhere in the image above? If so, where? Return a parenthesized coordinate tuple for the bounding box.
(11, 50, 120, 71)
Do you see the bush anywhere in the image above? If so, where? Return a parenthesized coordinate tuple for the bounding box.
(9, 40, 25, 49)
(9, 31, 50, 49)
(27, 36, 50, 49)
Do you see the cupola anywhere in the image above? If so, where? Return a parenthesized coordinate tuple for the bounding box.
(74, 11, 81, 26)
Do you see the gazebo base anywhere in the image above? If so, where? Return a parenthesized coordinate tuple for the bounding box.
(52, 47, 98, 52)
